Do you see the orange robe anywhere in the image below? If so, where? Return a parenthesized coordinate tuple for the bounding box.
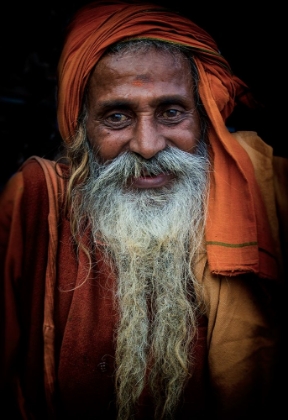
(0, 131, 286, 419)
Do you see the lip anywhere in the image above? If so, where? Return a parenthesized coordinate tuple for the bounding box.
(128, 173, 174, 189)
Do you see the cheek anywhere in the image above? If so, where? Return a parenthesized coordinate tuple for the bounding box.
(86, 129, 100, 156)
(87, 126, 125, 162)
(171, 124, 201, 153)
(174, 136, 197, 153)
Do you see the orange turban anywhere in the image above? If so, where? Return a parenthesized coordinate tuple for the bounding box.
(57, 0, 278, 279)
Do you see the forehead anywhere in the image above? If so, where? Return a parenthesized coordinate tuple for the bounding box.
(87, 47, 194, 97)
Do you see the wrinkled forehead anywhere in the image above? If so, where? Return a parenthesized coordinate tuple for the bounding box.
(84, 43, 197, 110)
(88, 39, 195, 86)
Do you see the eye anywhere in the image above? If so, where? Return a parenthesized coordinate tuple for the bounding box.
(106, 113, 129, 123)
(102, 111, 132, 129)
(162, 108, 182, 119)
(158, 106, 185, 124)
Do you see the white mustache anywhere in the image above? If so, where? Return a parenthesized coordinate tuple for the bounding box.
(90, 144, 209, 189)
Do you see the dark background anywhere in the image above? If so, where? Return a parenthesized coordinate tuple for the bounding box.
(0, 1, 284, 190)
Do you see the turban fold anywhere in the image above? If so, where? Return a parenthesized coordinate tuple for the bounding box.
(57, 0, 278, 279)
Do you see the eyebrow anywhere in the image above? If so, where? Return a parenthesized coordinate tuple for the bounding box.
(96, 95, 190, 111)
(96, 100, 133, 111)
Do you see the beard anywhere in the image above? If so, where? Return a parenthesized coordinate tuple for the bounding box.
(73, 143, 209, 419)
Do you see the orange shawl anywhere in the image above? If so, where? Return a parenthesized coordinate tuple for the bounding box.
(57, 0, 278, 279)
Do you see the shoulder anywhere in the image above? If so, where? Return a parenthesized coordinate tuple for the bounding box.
(20, 156, 68, 200)
(21, 157, 48, 186)
(231, 130, 287, 204)
(18, 158, 53, 210)
(21, 156, 57, 184)
(231, 130, 288, 188)
(231, 130, 273, 162)
(0, 158, 55, 214)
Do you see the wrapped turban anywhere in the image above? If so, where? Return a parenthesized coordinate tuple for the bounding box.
(57, 0, 278, 279)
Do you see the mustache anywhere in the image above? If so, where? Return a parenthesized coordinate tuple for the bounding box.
(90, 144, 209, 188)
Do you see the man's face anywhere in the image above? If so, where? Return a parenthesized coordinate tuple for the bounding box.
(86, 48, 202, 189)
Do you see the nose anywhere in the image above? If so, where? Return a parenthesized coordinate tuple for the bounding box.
(129, 117, 166, 159)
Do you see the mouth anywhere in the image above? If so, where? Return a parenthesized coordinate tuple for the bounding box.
(127, 172, 175, 189)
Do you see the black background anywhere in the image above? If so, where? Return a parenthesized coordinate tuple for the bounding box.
(0, 1, 285, 189)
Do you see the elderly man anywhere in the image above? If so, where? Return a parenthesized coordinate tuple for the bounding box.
(0, 1, 286, 419)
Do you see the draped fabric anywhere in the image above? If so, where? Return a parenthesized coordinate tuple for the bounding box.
(56, 0, 278, 279)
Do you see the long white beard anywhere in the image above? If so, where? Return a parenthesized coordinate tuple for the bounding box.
(74, 144, 209, 419)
